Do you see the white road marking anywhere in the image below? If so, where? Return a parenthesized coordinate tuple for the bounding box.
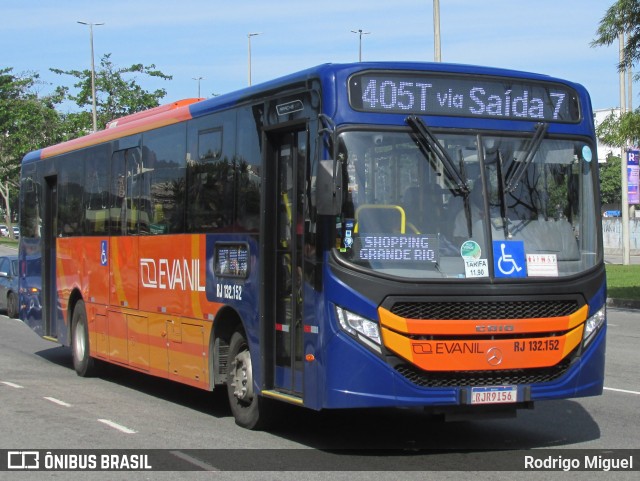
(170, 450, 219, 471)
(604, 386, 640, 396)
(44, 397, 72, 407)
(97, 419, 137, 434)
(1, 381, 24, 388)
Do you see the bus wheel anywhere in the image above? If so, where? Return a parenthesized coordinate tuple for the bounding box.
(71, 301, 97, 377)
(226, 330, 272, 430)
(7, 292, 19, 319)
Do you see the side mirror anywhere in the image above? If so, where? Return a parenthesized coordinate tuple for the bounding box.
(316, 159, 342, 215)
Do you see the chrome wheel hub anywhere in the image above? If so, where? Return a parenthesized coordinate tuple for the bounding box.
(230, 349, 254, 403)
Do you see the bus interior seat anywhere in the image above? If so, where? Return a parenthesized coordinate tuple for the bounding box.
(402, 187, 423, 232)
(403, 185, 448, 236)
(355, 204, 406, 234)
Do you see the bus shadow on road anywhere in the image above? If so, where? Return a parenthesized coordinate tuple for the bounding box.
(34, 345, 231, 419)
(34, 344, 600, 451)
(34, 345, 74, 369)
(266, 400, 601, 451)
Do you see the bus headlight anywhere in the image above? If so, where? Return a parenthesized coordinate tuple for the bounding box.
(335, 306, 382, 353)
(583, 306, 606, 347)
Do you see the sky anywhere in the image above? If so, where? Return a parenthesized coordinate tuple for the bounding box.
(0, 0, 632, 113)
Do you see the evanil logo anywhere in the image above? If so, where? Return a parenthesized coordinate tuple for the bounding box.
(140, 258, 206, 291)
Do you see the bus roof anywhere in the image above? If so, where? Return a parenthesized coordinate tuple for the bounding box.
(22, 61, 589, 164)
(104, 98, 203, 129)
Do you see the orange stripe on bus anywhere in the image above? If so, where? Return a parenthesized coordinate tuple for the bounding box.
(381, 325, 584, 371)
(105, 98, 202, 128)
(40, 106, 194, 159)
(88, 308, 211, 389)
(379, 304, 588, 336)
(110, 239, 128, 307)
(188, 234, 205, 319)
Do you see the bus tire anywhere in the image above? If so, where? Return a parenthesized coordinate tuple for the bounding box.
(71, 301, 97, 377)
(226, 330, 273, 430)
(7, 292, 19, 319)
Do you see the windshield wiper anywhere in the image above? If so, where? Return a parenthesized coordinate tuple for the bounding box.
(406, 115, 469, 195)
(495, 149, 510, 238)
(504, 122, 549, 193)
(456, 148, 474, 239)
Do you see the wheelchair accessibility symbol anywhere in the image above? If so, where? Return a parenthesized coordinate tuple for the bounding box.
(492, 240, 526, 278)
(100, 240, 108, 266)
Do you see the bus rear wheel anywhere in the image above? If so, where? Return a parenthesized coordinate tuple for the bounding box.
(71, 300, 98, 377)
(226, 330, 273, 430)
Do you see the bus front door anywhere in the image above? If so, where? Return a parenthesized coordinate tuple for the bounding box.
(268, 128, 307, 396)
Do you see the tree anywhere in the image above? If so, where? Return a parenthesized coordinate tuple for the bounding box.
(0, 68, 65, 235)
(592, 1, 640, 145)
(595, 109, 640, 207)
(591, 0, 640, 73)
(52, 53, 172, 132)
(592, 2, 640, 209)
(599, 155, 622, 205)
(596, 109, 640, 147)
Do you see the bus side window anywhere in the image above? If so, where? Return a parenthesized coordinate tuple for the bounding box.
(235, 106, 262, 233)
(187, 127, 234, 232)
(143, 124, 187, 234)
(110, 150, 125, 235)
(58, 152, 84, 237)
(20, 165, 41, 238)
(84, 150, 109, 235)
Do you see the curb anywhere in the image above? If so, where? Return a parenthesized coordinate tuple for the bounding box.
(607, 298, 640, 310)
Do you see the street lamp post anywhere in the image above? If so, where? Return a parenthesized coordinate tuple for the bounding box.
(77, 21, 104, 133)
(247, 32, 262, 86)
(620, 32, 630, 265)
(433, 0, 441, 62)
(351, 29, 370, 62)
(192, 77, 204, 98)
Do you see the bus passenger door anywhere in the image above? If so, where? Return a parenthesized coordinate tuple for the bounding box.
(43, 176, 58, 339)
(266, 128, 307, 395)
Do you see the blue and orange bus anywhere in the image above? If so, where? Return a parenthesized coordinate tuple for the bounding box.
(19, 62, 606, 429)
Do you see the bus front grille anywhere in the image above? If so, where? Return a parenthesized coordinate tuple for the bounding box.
(394, 358, 572, 388)
(390, 299, 579, 320)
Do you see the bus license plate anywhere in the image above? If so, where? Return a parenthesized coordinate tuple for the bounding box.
(470, 386, 517, 405)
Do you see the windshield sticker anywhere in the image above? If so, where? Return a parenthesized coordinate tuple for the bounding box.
(526, 254, 559, 277)
(464, 258, 489, 278)
(582, 145, 593, 162)
(493, 240, 527, 278)
(460, 240, 481, 260)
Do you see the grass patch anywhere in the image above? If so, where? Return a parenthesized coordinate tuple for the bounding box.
(0, 238, 18, 248)
(606, 264, 640, 300)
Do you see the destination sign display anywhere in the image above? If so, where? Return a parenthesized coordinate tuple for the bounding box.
(353, 234, 438, 263)
(348, 71, 580, 122)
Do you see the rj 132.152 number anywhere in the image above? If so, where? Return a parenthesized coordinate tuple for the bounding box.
(216, 283, 243, 301)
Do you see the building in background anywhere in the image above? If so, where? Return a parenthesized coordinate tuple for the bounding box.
(594, 108, 622, 163)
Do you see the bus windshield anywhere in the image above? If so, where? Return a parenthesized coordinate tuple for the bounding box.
(335, 129, 599, 279)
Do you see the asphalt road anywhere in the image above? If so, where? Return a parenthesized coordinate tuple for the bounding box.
(0, 243, 637, 479)
(605, 254, 640, 265)
(0, 307, 638, 480)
